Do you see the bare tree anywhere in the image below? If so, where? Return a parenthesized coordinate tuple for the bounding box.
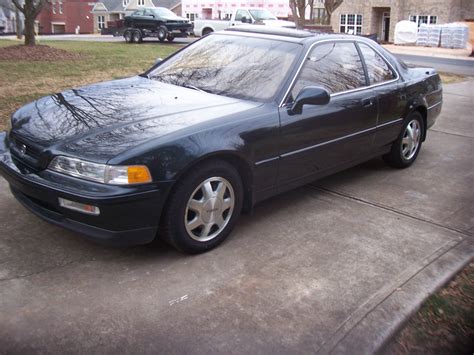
(290, 0, 343, 28)
(323, 0, 343, 25)
(11, 0, 48, 46)
(289, 0, 306, 29)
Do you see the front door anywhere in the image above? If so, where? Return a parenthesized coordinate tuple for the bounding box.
(382, 12, 390, 42)
(277, 41, 378, 188)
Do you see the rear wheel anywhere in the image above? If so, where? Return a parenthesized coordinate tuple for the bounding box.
(383, 112, 424, 168)
(202, 28, 213, 36)
(167, 33, 175, 42)
(159, 160, 243, 254)
(157, 26, 167, 42)
(131, 30, 142, 43)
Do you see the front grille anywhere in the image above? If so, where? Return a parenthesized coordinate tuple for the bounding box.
(9, 133, 44, 171)
(13, 136, 40, 159)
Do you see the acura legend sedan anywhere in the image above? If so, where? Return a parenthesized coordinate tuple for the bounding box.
(0, 27, 442, 253)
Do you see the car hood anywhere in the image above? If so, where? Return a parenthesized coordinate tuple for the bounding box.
(10, 76, 260, 163)
(261, 19, 296, 28)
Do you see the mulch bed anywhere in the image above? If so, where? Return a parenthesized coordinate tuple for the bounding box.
(0, 44, 83, 61)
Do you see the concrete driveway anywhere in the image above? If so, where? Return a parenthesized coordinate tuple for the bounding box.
(0, 79, 473, 353)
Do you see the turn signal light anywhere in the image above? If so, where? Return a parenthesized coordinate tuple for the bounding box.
(127, 166, 152, 184)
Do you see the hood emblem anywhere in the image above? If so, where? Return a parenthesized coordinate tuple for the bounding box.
(19, 144, 27, 155)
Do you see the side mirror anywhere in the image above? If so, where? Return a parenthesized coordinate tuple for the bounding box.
(241, 16, 247, 23)
(289, 86, 330, 115)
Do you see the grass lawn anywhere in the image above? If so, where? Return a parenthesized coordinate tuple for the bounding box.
(384, 262, 474, 354)
(0, 40, 181, 130)
(438, 72, 468, 84)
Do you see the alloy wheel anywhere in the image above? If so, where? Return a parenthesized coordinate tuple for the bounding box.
(401, 119, 421, 160)
(184, 177, 235, 242)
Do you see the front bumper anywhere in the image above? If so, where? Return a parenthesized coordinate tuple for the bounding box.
(0, 132, 172, 246)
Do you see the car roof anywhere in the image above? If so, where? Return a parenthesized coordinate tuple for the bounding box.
(224, 26, 376, 45)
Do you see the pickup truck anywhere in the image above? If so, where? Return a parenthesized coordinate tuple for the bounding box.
(122, 7, 193, 43)
(193, 8, 295, 37)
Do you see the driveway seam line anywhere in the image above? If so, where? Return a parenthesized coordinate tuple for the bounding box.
(429, 129, 474, 139)
(308, 185, 472, 238)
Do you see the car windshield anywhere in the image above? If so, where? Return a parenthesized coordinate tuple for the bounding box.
(151, 7, 178, 17)
(249, 9, 277, 21)
(148, 34, 301, 102)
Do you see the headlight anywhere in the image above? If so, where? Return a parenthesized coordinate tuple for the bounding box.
(48, 156, 152, 185)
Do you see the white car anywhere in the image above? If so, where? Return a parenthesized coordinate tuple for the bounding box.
(193, 8, 295, 37)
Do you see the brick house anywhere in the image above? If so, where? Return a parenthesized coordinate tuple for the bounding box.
(91, 0, 181, 33)
(331, 0, 474, 42)
(36, 0, 97, 34)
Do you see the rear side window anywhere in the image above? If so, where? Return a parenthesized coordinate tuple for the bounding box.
(291, 42, 366, 99)
(358, 43, 396, 84)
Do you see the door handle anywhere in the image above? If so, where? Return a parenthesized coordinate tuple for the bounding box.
(361, 97, 375, 108)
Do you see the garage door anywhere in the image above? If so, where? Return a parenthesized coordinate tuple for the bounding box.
(52, 24, 65, 34)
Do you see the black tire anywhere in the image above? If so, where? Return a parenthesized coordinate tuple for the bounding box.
(383, 111, 424, 169)
(132, 30, 142, 43)
(157, 26, 167, 42)
(167, 34, 175, 42)
(123, 30, 132, 43)
(202, 28, 213, 36)
(159, 160, 244, 254)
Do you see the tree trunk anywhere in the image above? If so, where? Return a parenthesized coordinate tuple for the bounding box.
(324, 0, 344, 25)
(12, 0, 47, 46)
(289, 0, 307, 29)
(24, 16, 36, 46)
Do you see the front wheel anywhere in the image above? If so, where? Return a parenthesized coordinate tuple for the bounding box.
(159, 160, 243, 254)
(383, 112, 424, 168)
(131, 30, 142, 43)
(124, 30, 132, 43)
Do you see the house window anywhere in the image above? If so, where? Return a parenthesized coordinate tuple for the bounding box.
(123, 0, 130, 6)
(186, 13, 197, 21)
(138, 0, 145, 6)
(58, 1, 63, 14)
(409, 15, 437, 27)
(51, 0, 56, 14)
(340, 14, 362, 35)
(98, 15, 105, 29)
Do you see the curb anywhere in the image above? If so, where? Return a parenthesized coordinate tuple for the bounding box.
(317, 237, 473, 354)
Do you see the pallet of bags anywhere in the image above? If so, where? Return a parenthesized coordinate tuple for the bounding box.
(416, 24, 429, 46)
(427, 25, 442, 47)
(440, 23, 469, 49)
(416, 24, 441, 47)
